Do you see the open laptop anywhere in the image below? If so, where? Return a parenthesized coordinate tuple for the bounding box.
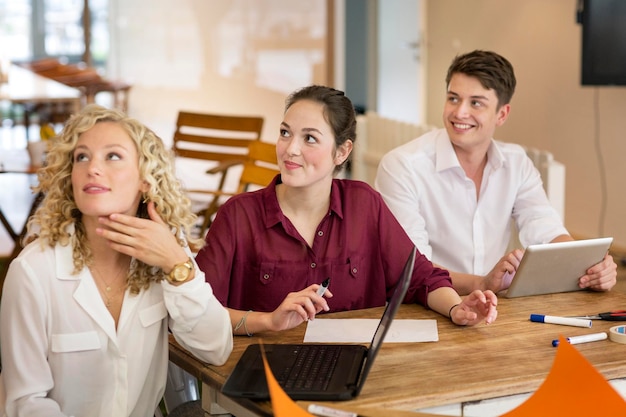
(221, 246, 417, 401)
(503, 237, 613, 298)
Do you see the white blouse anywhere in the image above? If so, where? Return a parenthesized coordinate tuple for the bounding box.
(0, 233, 233, 417)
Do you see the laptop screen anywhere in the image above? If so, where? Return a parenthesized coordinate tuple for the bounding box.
(354, 246, 416, 395)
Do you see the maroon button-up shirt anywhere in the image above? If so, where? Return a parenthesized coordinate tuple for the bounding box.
(196, 176, 452, 313)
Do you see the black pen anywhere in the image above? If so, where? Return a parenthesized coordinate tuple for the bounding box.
(316, 277, 330, 296)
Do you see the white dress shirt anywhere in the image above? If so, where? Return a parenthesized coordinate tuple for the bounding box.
(0, 226, 233, 417)
(375, 128, 568, 276)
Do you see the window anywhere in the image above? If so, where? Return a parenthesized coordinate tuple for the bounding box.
(0, 0, 31, 61)
(0, 0, 108, 65)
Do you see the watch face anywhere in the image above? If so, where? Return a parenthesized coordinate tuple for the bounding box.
(172, 266, 188, 281)
(170, 261, 192, 282)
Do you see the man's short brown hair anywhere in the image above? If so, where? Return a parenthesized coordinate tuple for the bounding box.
(445, 50, 516, 108)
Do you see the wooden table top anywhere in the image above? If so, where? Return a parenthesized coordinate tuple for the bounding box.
(169, 276, 626, 415)
(0, 64, 81, 104)
(0, 148, 38, 174)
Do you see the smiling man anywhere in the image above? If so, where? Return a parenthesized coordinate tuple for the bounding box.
(375, 50, 617, 296)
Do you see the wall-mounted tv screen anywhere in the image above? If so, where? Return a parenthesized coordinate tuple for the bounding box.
(579, 0, 626, 86)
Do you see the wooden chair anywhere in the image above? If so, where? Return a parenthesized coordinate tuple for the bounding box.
(236, 139, 280, 193)
(199, 140, 279, 228)
(171, 111, 264, 236)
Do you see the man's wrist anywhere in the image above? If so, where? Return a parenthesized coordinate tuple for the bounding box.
(479, 274, 491, 292)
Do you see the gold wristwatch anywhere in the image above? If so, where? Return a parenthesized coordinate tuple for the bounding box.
(167, 258, 194, 283)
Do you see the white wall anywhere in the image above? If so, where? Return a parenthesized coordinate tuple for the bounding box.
(108, 0, 329, 146)
(106, 0, 626, 252)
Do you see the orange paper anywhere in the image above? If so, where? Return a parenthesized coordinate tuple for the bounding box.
(260, 335, 626, 417)
(503, 335, 626, 416)
(261, 345, 315, 417)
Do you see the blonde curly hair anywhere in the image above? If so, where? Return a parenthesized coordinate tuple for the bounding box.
(27, 104, 204, 294)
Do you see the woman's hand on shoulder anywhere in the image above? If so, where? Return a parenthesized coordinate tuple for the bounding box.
(268, 284, 333, 332)
(450, 290, 498, 326)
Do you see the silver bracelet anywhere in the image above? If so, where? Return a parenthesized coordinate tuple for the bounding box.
(234, 310, 253, 336)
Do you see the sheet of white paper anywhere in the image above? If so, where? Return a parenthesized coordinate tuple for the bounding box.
(303, 319, 438, 343)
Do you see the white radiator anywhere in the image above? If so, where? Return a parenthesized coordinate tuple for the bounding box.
(352, 111, 566, 222)
(522, 146, 565, 221)
(353, 112, 436, 186)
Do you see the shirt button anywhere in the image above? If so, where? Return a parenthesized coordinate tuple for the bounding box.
(310, 263, 316, 269)
(352, 267, 358, 274)
(263, 274, 270, 280)
(317, 230, 324, 237)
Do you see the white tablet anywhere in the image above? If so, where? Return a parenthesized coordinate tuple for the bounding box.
(503, 237, 613, 298)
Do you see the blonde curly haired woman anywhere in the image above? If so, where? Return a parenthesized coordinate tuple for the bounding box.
(0, 104, 232, 417)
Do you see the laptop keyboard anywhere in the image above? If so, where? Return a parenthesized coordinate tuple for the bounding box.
(277, 345, 342, 391)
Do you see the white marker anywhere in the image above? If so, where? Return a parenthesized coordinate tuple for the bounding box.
(552, 332, 607, 347)
(308, 404, 357, 417)
(530, 314, 592, 328)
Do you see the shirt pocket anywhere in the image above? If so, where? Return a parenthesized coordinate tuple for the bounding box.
(244, 261, 311, 311)
(327, 257, 369, 310)
(257, 262, 276, 285)
(139, 301, 168, 327)
(330, 257, 361, 280)
(51, 330, 101, 353)
(257, 261, 313, 288)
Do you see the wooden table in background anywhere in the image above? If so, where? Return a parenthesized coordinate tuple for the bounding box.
(0, 146, 40, 238)
(169, 278, 626, 417)
(0, 64, 81, 139)
(0, 148, 42, 296)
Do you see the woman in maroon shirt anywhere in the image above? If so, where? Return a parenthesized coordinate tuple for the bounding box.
(196, 85, 498, 335)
